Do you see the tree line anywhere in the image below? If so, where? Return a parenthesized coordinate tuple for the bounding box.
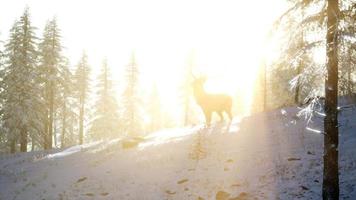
(0, 8, 174, 153)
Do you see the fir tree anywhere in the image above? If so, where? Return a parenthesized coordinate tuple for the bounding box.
(122, 53, 142, 136)
(58, 59, 77, 148)
(269, 0, 355, 109)
(38, 17, 63, 149)
(74, 52, 90, 144)
(271, 0, 354, 198)
(90, 59, 120, 140)
(1, 8, 42, 152)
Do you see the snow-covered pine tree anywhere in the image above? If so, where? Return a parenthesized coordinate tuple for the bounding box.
(38, 17, 64, 149)
(89, 59, 120, 140)
(269, 0, 326, 109)
(1, 8, 42, 153)
(122, 53, 143, 136)
(74, 52, 90, 145)
(270, 0, 355, 109)
(58, 59, 77, 148)
(271, 0, 354, 198)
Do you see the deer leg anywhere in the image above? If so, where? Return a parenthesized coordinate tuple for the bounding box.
(223, 109, 232, 121)
(218, 111, 224, 122)
(204, 111, 211, 127)
(226, 110, 233, 121)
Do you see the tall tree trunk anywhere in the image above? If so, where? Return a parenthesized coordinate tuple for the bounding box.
(44, 104, 49, 149)
(53, 113, 57, 148)
(48, 82, 54, 149)
(79, 97, 84, 145)
(20, 14, 28, 153)
(61, 100, 67, 148)
(31, 136, 35, 151)
(20, 127, 27, 152)
(295, 68, 301, 104)
(10, 139, 16, 153)
(49, 31, 57, 149)
(323, 0, 340, 199)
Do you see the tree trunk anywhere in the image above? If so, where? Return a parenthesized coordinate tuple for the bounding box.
(44, 109, 49, 149)
(61, 100, 67, 148)
(79, 98, 84, 145)
(53, 114, 57, 148)
(323, 0, 340, 199)
(20, 127, 27, 152)
(295, 70, 301, 105)
(10, 139, 16, 153)
(31, 136, 35, 151)
(48, 82, 54, 149)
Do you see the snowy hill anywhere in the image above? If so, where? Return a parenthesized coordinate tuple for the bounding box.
(1, 106, 356, 200)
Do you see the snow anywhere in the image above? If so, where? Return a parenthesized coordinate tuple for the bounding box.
(46, 141, 102, 159)
(0, 105, 355, 200)
(306, 127, 323, 134)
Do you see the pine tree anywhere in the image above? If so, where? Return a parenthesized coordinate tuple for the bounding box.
(270, 0, 326, 108)
(89, 59, 120, 140)
(122, 53, 142, 136)
(270, 0, 356, 199)
(1, 8, 42, 152)
(58, 59, 77, 148)
(74, 52, 90, 145)
(268, 0, 354, 109)
(38, 17, 63, 149)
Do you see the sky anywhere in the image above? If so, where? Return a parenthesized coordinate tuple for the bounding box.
(0, 0, 289, 120)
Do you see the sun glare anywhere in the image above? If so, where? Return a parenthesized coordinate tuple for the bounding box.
(0, 0, 288, 118)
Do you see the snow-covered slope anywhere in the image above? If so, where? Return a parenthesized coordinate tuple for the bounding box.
(1, 106, 356, 200)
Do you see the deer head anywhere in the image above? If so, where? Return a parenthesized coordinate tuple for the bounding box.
(190, 73, 207, 101)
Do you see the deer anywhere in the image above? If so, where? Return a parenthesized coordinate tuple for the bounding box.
(191, 75, 233, 126)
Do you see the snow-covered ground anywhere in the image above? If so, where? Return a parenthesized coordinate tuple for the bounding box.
(0, 105, 356, 200)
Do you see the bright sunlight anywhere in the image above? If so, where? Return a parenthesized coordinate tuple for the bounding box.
(1, 0, 287, 118)
(0, 0, 355, 199)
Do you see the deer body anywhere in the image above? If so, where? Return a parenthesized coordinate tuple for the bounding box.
(192, 78, 232, 126)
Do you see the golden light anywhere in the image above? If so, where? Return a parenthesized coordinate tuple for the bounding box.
(0, 0, 289, 118)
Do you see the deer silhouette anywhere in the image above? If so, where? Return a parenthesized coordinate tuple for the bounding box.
(191, 76, 233, 126)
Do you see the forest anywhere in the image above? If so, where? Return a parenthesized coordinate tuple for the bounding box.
(0, 0, 355, 199)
